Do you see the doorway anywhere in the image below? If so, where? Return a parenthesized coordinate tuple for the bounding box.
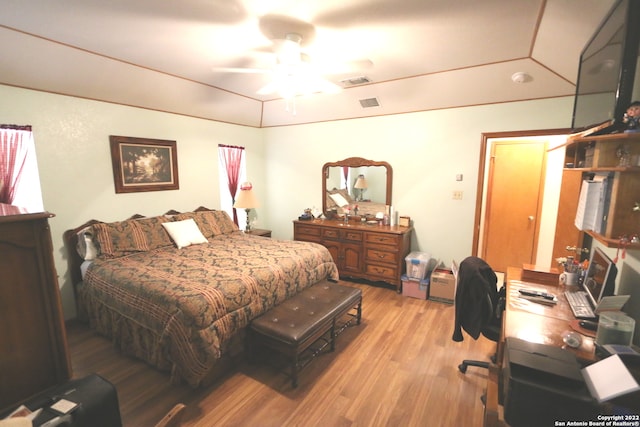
(481, 140, 546, 273)
(473, 130, 570, 274)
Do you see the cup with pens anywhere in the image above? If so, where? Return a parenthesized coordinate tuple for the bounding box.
(557, 256, 586, 286)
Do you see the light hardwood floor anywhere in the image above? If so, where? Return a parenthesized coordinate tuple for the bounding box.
(66, 281, 496, 427)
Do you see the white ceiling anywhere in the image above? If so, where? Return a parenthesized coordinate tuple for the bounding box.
(0, 0, 616, 127)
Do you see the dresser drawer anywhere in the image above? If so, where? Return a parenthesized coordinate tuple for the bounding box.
(295, 224, 321, 237)
(322, 228, 363, 242)
(365, 232, 399, 247)
(294, 224, 322, 242)
(366, 248, 397, 265)
(365, 263, 398, 280)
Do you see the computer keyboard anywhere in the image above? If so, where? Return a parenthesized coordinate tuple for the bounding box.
(564, 291, 596, 319)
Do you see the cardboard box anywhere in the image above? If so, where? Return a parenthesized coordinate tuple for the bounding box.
(404, 251, 433, 280)
(401, 275, 429, 299)
(429, 267, 456, 303)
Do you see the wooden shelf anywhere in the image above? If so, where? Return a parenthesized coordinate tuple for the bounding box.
(564, 132, 640, 169)
(552, 132, 639, 258)
(564, 166, 640, 173)
(586, 231, 640, 250)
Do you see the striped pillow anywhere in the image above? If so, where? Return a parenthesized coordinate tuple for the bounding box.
(92, 220, 149, 259)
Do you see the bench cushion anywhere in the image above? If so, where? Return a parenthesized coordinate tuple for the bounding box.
(250, 281, 361, 345)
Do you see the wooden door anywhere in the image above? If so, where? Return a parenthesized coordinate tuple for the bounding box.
(482, 141, 546, 273)
(323, 240, 341, 267)
(342, 243, 363, 275)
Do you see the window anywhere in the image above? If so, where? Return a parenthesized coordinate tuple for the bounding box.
(0, 126, 43, 211)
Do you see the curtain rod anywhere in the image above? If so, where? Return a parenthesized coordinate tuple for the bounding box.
(0, 124, 32, 131)
(218, 144, 244, 150)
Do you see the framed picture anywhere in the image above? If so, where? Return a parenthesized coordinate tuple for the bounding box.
(399, 216, 411, 227)
(109, 135, 179, 193)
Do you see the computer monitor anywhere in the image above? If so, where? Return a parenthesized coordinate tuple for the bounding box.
(583, 247, 617, 307)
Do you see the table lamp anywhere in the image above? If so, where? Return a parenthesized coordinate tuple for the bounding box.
(354, 174, 368, 201)
(233, 181, 259, 231)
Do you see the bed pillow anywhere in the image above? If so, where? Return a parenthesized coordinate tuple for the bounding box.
(209, 210, 239, 235)
(162, 219, 208, 249)
(135, 216, 173, 250)
(326, 187, 353, 209)
(92, 220, 150, 259)
(174, 210, 239, 237)
(174, 211, 221, 238)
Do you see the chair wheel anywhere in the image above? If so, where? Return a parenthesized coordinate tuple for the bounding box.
(458, 363, 467, 373)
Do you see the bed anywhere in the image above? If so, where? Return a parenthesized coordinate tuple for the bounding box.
(63, 207, 339, 387)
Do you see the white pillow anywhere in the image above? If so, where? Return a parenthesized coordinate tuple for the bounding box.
(161, 219, 208, 249)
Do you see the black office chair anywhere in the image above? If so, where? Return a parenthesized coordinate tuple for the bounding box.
(452, 256, 505, 373)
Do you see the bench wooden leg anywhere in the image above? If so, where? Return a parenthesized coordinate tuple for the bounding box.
(291, 353, 299, 388)
(330, 320, 336, 352)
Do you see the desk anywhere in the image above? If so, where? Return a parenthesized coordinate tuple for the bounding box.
(499, 266, 596, 364)
(490, 267, 640, 424)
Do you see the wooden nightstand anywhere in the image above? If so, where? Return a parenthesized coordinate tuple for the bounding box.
(245, 228, 271, 238)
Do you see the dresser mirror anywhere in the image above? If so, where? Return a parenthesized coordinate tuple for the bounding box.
(322, 157, 392, 218)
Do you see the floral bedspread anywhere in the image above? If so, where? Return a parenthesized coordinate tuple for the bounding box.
(82, 232, 338, 386)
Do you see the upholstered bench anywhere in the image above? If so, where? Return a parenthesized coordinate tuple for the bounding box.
(249, 280, 362, 387)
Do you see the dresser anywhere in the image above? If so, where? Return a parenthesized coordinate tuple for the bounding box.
(0, 205, 72, 413)
(294, 219, 413, 290)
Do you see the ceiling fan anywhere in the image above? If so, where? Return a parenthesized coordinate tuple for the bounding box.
(213, 14, 372, 100)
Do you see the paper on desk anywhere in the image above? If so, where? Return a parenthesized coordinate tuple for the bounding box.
(518, 295, 558, 306)
(582, 354, 640, 403)
(595, 295, 631, 314)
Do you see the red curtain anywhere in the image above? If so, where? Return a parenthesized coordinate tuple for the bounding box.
(218, 144, 245, 226)
(342, 166, 348, 188)
(0, 125, 32, 205)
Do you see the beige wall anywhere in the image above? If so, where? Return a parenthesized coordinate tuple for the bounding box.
(2, 84, 638, 337)
(262, 101, 572, 261)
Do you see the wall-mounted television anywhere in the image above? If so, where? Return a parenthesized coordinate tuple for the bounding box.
(571, 0, 640, 132)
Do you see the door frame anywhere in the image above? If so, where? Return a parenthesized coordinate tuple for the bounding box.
(472, 128, 571, 260)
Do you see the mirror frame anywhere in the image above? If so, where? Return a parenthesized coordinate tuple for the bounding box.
(322, 157, 393, 217)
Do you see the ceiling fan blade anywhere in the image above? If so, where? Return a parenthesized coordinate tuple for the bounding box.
(313, 58, 374, 75)
(259, 14, 316, 46)
(320, 80, 342, 94)
(257, 74, 342, 98)
(212, 67, 272, 74)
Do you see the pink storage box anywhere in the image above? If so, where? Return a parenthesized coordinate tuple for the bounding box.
(401, 275, 429, 299)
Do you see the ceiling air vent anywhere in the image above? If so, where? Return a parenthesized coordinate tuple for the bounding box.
(340, 76, 371, 86)
(359, 97, 381, 108)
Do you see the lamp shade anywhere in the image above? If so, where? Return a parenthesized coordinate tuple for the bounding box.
(354, 175, 368, 189)
(233, 182, 259, 209)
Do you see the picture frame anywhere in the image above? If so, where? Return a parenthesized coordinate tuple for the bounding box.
(399, 216, 411, 227)
(109, 135, 179, 193)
